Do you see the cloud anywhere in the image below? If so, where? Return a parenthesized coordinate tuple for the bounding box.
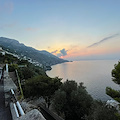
(51, 50, 58, 54)
(51, 48, 68, 58)
(0, 23, 16, 29)
(87, 33, 119, 48)
(25, 27, 39, 32)
(56, 48, 68, 57)
(60, 49, 67, 56)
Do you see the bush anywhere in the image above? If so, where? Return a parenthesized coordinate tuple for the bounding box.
(8, 64, 18, 72)
(106, 87, 120, 98)
(86, 101, 118, 120)
(52, 80, 93, 120)
(112, 61, 120, 84)
(24, 76, 62, 108)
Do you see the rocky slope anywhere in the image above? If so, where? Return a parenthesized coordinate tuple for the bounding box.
(0, 37, 68, 66)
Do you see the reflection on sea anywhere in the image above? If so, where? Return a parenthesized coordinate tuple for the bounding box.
(46, 60, 120, 101)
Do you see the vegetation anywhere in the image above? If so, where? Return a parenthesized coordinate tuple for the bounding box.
(0, 37, 68, 66)
(0, 53, 4, 63)
(86, 101, 118, 120)
(106, 87, 120, 102)
(17, 60, 46, 80)
(1, 49, 119, 119)
(112, 61, 120, 84)
(0, 53, 18, 64)
(24, 76, 62, 108)
(16, 69, 24, 99)
(52, 80, 93, 120)
(0, 51, 47, 98)
(9, 64, 18, 72)
(106, 61, 120, 102)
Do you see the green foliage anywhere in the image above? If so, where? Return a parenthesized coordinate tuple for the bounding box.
(17, 59, 28, 65)
(4, 53, 18, 64)
(106, 61, 120, 103)
(86, 101, 118, 120)
(24, 76, 62, 108)
(0, 53, 4, 63)
(27, 63, 46, 76)
(106, 87, 120, 98)
(106, 87, 120, 104)
(114, 98, 120, 103)
(17, 59, 46, 80)
(8, 64, 18, 72)
(112, 61, 120, 84)
(52, 80, 93, 120)
(115, 112, 120, 120)
(0, 53, 18, 64)
(17, 64, 46, 80)
(19, 67, 35, 79)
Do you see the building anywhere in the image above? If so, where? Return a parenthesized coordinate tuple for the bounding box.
(0, 47, 5, 55)
(106, 99, 120, 110)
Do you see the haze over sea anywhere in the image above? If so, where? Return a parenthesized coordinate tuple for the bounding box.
(46, 60, 120, 101)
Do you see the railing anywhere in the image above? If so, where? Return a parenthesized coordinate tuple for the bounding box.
(39, 104, 64, 120)
(10, 89, 25, 118)
(13, 103, 19, 117)
(15, 69, 24, 99)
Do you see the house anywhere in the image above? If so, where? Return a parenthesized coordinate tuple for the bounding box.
(0, 47, 5, 55)
(106, 99, 120, 110)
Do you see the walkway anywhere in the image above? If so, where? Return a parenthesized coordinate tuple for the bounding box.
(0, 77, 12, 120)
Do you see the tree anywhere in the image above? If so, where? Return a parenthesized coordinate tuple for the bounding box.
(3, 53, 18, 64)
(106, 61, 120, 102)
(52, 80, 93, 120)
(8, 64, 18, 72)
(0, 53, 4, 63)
(112, 61, 120, 84)
(18, 67, 35, 80)
(106, 87, 120, 102)
(24, 75, 62, 108)
(86, 101, 118, 120)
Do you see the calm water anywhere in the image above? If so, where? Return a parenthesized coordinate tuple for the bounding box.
(46, 60, 120, 101)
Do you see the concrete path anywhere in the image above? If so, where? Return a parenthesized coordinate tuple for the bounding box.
(0, 78, 12, 120)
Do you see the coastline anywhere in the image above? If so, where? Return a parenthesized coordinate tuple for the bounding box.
(46, 60, 119, 101)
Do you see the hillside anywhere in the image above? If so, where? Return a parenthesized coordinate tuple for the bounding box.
(0, 37, 68, 66)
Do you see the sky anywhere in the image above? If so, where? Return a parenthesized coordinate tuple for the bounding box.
(0, 0, 120, 61)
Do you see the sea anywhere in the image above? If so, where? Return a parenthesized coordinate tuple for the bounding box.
(46, 60, 120, 101)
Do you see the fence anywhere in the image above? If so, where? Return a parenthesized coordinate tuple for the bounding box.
(10, 89, 25, 118)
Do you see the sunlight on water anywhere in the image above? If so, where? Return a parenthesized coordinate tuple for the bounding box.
(46, 60, 120, 101)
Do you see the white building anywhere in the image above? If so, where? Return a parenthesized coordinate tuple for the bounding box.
(106, 99, 120, 110)
(0, 47, 2, 51)
(0, 47, 5, 55)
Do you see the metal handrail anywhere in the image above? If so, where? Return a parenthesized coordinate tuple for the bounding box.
(10, 89, 15, 95)
(10, 89, 25, 117)
(13, 103, 19, 118)
(16, 101, 25, 116)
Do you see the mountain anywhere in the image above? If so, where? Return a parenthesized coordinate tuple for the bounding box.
(0, 37, 68, 66)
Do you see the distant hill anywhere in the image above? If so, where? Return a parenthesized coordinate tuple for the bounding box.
(0, 37, 68, 66)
